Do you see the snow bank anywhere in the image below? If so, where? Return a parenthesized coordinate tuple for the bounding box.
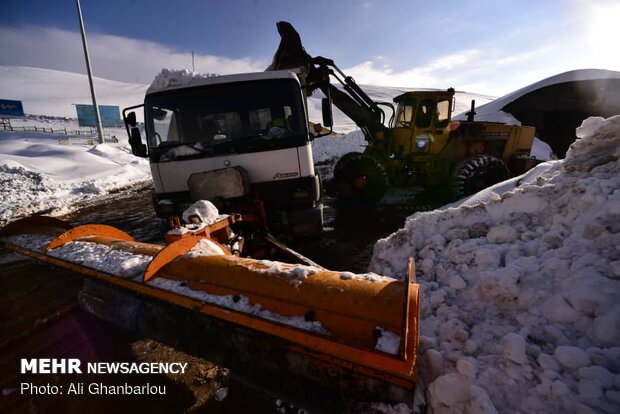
(312, 130, 367, 165)
(181, 200, 220, 225)
(0, 129, 151, 226)
(147, 68, 218, 94)
(370, 116, 620, 413)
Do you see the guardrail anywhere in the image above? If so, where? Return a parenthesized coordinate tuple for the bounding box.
(1, 123, 117, 142)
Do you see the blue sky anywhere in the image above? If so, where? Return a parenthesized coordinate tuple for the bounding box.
(1, 0, 619, 96)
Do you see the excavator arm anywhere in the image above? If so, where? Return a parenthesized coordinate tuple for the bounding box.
(268, 22, 393, 142)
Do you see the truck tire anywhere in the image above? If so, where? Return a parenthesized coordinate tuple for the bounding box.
(451, 155, 509, 199)
(334, 154, 388, 204)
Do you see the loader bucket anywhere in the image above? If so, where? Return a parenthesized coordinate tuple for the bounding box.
(1, 216, 420, 406)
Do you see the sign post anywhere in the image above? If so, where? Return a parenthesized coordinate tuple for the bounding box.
(75, 0, 104, 144)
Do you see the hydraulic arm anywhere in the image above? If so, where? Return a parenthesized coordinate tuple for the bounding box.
(268, 22, 393, 142)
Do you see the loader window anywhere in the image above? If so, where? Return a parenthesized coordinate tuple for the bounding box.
(436, 100, 450, 128)
(415, 99, 434, 128)
(394, 100, 415, 128)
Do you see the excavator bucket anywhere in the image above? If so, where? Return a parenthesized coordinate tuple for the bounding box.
(266, 21, 312, 72)
(0, 216, 420, 407)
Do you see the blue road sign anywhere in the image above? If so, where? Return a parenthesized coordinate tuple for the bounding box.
(0, 99, 25, 117)
(75, 104, 122, 127)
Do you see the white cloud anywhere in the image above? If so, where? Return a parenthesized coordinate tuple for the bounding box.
(0, 25, 267, 85)
(2, 18, 618, 99)
(342, 48, 486, 91)
(342, 41, 595, 97)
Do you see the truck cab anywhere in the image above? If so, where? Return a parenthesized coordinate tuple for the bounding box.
(124, 70, 324, 237)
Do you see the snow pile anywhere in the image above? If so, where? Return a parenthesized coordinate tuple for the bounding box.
(236, 257, 320, 287)
(214, 387, 229, 402)
(370, 116, 620, 413)
(148, 277, 328, 334)
(530, 137, 556, 161)
(375, 327, 401, 355)
(47, 241, 152, 278)
(182, 200, 220, 225)
(184, 239, 227, 257)
(2, 234, 53, 253)
(147, 68, 219, 93)
(0, 130, 151, 226)
(312, 130, 367, 164)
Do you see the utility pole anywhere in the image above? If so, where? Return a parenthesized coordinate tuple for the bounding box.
(76, 0, 104, 144)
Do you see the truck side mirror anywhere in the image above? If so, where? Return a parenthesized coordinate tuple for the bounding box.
(321, 97, 333, 128)
(125, 111, 137, 127)
(122, 104, 147, 157)
(129, 127, 147, 157)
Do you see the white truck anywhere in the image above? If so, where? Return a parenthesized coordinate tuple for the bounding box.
(123, 69, 330, 236)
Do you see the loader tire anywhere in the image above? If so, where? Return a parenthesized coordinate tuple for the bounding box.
(334, 154, 388, 204)
(334, 152, 363, 176)
(451, 155, 509, 199)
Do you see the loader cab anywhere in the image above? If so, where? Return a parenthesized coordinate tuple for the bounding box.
(390, 89, 454, 157)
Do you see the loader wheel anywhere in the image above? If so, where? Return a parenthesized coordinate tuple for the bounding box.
(334, 154, 388, 204)
(451, 155, 510, 199)
(333, 152, 363, 176)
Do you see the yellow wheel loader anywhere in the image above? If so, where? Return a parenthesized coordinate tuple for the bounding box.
(268, 22, 538, 203)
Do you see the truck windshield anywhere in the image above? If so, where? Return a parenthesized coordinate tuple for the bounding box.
(145, 79, 308, 161)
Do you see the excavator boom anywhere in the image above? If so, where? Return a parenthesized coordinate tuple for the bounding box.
(268, 21, 391, 141)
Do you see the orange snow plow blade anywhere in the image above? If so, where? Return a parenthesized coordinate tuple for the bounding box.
(1, 216, 420, 403)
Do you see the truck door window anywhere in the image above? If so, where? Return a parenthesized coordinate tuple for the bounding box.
(150, 107, 177, 146)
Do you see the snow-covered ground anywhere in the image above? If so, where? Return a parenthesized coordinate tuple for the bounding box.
(0, 128, 151, 225)
(370, 116, 620, 413)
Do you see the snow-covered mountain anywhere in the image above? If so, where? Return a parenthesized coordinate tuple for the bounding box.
(0, 66, 147, 119)
(0, 65, 494, 132)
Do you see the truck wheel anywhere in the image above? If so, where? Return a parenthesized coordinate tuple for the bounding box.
(451, 155, 509, 199)
(334, 154, 388, 204)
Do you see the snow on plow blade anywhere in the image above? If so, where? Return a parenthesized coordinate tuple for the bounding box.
(1, 216, 420, 404)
